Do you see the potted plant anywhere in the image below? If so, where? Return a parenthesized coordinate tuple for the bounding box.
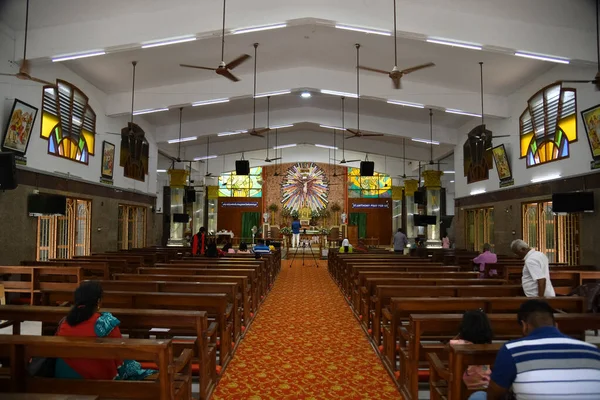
(268, 203, 279, 225)
(281, 207, 290, 226)
(330, 202, 341, 225)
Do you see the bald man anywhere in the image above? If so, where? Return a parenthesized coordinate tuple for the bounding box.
(510, 239, 555, 298)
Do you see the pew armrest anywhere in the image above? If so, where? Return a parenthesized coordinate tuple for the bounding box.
(360, 286, 368, 295)
(382, 308, 392, 322)
(427, 352, 451, 381)
(205, 322, 218, 340)
(170, 348, 194, 374)
(225, 304, 233, 318)
(370, 295, 379, 304)
(0, 320, 14, 329)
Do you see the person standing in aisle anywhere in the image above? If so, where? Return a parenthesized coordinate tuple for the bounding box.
(291, 217, 301, 248)
(393, 228, 408, 253)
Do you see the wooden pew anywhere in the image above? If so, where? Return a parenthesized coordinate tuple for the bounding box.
(368, 285, 523, 346)
(0, 267, 83, 305)
(381, 296, 585, 378)
(93, 280, 243, 341)
(21, 261, 110, 280)
(74, 255, 144, 272)
(41, 290, 235, 368)
(0, 335, 192, 400)
(114, 273, 254, 324)
(405, 313, 600, 400)
(0, 305, 216, 400)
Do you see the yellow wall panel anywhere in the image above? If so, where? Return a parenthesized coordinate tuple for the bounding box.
(41, 112, 59, 139)
(520, 132, 534, 158)
(82, 130, 95, 155)
(558, 114, 577, 142)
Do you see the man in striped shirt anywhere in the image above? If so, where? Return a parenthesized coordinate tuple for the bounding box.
(469, 299, 600, 400)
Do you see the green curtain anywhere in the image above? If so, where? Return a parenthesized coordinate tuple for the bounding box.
(241, 212, 261, 239)
(349, 212, 367, 239)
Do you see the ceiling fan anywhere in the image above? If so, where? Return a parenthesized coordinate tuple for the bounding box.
(397, 138, 420, 179)
(470, 62, 510, 147)
(336, 97, 362, 164)
(358, 0, 435, 89)
(179, 0, 250, 82)
(560, 0, 600, 90)
(273, 128, 283, 176)
(0, 0, 52, 85)
(204, 136, 213, 177)
(248, 43, 269, 137)
(347, 44, 384, 139)
(252, 96, 281, 162)
(171, 107, 200, 164)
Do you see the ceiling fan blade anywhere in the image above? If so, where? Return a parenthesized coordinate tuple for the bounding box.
(401, 62, 435, 75)
(29, 76, 53, 85)
(345, 159, 362, 163)
(392, 76, 401, 89)
(221, 69, 240, 82)
(358, 133, 385, 137)
(561, 80, 593, 83)
(490, 135, 510, 139)
(0, 73, 17, 77)
(346, 128, 359, 135)
(249, 131, 264, 137)
(358, 65, 390, 75)
(270, 157, 282, 161)
(225, 54, 251, 70)
(180, 64, 217, 71)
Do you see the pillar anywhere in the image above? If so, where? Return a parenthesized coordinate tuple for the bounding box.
(422, 170, 443, 248)
(404, 179, 419, 242)
(167, 169, 189, 246)
(392, 185, 404, 240)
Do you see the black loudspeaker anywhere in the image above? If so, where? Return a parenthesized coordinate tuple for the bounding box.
(173, 213, 190, 223)
(185, 188, 196, 204)
(0, 152, 17, 190)
(236, 160, 250, 175)
(360, 161, 374, 176)
(414, 190, 425, 204)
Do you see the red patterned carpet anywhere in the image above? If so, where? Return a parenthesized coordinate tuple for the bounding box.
(212, 259, 399, 399)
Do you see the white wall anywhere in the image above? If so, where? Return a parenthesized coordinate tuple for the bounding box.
(0, 53, 158, 195)
(454, 64, 599, 198)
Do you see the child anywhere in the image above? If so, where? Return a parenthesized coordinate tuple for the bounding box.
(449, 310, 493, 390)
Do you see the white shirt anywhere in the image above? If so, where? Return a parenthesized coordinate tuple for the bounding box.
(522, 249, 555, 297)
(341, 239, 350, 247)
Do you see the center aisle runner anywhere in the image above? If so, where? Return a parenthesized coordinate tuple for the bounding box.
(213, 260, 398, 399)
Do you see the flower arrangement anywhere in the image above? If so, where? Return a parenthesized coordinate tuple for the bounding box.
(280, 227, 291, 235)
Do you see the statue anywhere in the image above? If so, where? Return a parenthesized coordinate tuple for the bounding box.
(340, 211, 347, 225)
(262, 211, 270, 224)
(299, 206, 311, 221)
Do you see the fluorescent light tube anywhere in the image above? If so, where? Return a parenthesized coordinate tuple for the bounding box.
(52, 51, 106, 62)
(231, 23, 287, 35)
(254, 90, 291, 98)
(320, 89, 358, 98)
(426, 38, 482, 51)
(315, 144, 338, 150)
(387, 100, 425, 109)
(319, 124, 345, 130)
(335, 24, 391, 36)
(412, 138, 440, 145)
(270, 124, 294, 129)
(470, 189, 486, 195)
(192, 98, 230, 107)
(445, 109, 481, 118)
(217, 130, 248, 137)
(450, 180, 455, 183)
(443, 171, 455, 174)
(168, 136, 197, 144)
(273, 144, 297, 149)
(133, 108, 169, 116)
(194, 155, 218, 161)
(531, 174, 561, 183)
(157, 169, 168, 173)
(141, 36, 196, 49)
(514, 52, 569, 64)
(301, 92, 312, 98)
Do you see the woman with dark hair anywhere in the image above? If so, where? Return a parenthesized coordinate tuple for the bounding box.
(206, 242, 224, 257)
(238, 242, 250, 254)
(449, 310, 494, 390)
(55, 281, 155, 380)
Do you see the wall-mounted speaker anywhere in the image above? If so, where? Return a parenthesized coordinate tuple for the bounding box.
(0, 152, 17, 190)
(360, 161, 374, 176)
(236, 160, 250, 175)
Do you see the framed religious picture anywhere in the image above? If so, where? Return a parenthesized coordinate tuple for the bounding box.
(581, 104, 600, 165)
(2, 99, 38, 156)
(492, 144, 513, 183)
(101, 141, 116, 179)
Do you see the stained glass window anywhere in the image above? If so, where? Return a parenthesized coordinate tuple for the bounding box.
(219, 167, 263, 197)
(347, 167, 391, 198)
(519, 84, 577, 167)
(41, 80, 96, 164)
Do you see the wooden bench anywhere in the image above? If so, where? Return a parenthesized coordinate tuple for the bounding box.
(21, 261, 110, 280)
(0, 305, 216, 400)
(114, 273, 254, 324)
(368, 285, 523, 346)
(405, 313, 600, 400)
(0, 335, 192, 400)
(0, 267, 83, 305)
(94, 279, 243, 341)
(41, 290, 235, 368)
(381, 296, 585, 377)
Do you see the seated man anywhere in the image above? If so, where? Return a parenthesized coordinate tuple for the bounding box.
(469, 299, 600, 400)
(339, 238, 353, 253)
(473, 243, 497, 278)
(253, 239, 271, 255)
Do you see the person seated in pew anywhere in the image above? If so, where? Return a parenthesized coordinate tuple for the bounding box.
(253, 239, 271, 255)
(469, 299, 600, 400)
(206, 242, 225, 258)
(339, 238, 353, 253)
(55, 281, 156, 381)
(511, 239, 555, 298)
(237, 242, 250, 254)
(473, 243, 497, 278)
(222, 241, 234, 254)
(450, 310, 494, 390)
(355, 239, 369, 253)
